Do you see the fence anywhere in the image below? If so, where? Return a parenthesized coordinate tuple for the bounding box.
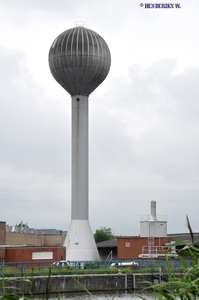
(0, 259, 191, 278)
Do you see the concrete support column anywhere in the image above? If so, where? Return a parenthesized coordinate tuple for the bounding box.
(71, 95, 89, 220)
(64, 95, 100, 261)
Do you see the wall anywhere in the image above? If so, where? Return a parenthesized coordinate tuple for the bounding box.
(117, 237, 171, 259)
(140, 221, 167, 237)
(0, 222, 6, 261)
(0, 222, 6, 245)
(1, 226, 65, 262)
(0, 248, 5, 261)
(0, 274, 154, 295)
(44, 235, 65, 246)
(6, 232, 43, 246)
(6, 232, 65, 246)
(5, 246, 65, 264)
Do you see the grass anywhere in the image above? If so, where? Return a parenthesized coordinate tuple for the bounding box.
(1, 216, 197, 299)
(0, 277, 32, 300)
(0, 265, 120, 278)
(0, 261, 189, 278)
(140, 216, 199, 300)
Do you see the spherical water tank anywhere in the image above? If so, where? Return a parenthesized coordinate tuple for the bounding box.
(48, 26, 111, 96)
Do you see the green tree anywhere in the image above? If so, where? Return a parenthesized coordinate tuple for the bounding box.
(16, 221, 29, 228)
(94, 226, 114, 243)
(16, 221, 29, 232)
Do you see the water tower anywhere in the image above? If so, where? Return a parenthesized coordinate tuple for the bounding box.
(48, 25, 111, 261)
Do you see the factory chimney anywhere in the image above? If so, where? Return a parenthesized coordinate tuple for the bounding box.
(150, 201, 157, 221)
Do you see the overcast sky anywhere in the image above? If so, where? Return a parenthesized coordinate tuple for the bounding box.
(0, 0, 199, 236)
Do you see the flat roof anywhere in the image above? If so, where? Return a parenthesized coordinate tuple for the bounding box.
(96, 233, 199, 248)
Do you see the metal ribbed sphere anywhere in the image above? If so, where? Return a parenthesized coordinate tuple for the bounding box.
(48, 26, 111, 96)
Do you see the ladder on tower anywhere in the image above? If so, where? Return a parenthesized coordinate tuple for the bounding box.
(148, 237, 154, 254)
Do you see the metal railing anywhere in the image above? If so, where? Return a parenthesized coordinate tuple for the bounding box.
(0, 259, 191, 278)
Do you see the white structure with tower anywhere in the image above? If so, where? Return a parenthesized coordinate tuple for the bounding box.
(48, 25, 111, 261)
(138, 201, 177, 258)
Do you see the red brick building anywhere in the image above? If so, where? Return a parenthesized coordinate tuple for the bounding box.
(117, 236, 171, 259)
(5, 246, 65, 265)
(0, 221, 65, 264)
(0, 221, 6, 245)
(0, 221, 6, 261)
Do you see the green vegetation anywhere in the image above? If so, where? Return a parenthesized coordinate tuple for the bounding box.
(0, 259, 189, 278)
(2, 216, 199, 300)
(0, 277, 32, 300)
(143, 244, 199, 300)
(15, 221, 29, 230)
(142, 216, 199, 300)
(0, 264, 120, 278)
(93, 226, 115, 242)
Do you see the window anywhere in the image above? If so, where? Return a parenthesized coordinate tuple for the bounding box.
(32, 251, 53, 260)
(125, 242, 130, 247)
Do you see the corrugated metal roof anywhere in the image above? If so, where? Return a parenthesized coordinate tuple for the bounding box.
(96, 239, 117, 248)
(168, 232, 199, 244)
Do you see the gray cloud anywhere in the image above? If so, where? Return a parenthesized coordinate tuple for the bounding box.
(0, 0, 199, 236)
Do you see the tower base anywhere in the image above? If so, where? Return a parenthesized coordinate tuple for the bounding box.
(64, 220, 100, 261)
